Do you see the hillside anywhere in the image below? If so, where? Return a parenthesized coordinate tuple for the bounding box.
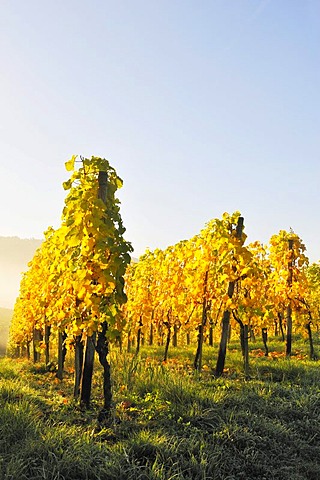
(0, 236, 42, 309)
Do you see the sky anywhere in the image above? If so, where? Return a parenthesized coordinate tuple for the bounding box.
(0, 0, 319, 262)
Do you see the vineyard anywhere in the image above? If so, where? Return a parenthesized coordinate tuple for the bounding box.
(2, 156, 320, 478)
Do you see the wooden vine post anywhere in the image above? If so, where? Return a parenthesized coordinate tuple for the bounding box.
(243, 324, 249, 378)
(44, 324, 51, 365)
(135, 315, 143, 355)
(74, 336, 84, 398)
(163, 308, 172, 362)
(194, 270, 209, 372)
(215, 216, 244, 377)
(57, 331, 67, 380)
(94, 170, 113, 420)
(285, 238, 294, 357)
(262, 327, 269, 356)
(305, 317, 316, 360)
(80, 333, 96, 407)
(232, 310, 250, 379)
(33, 327, 42, 363)
(80, 170, 110, 409)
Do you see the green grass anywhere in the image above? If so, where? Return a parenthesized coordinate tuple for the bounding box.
(0, 338, 320, 479)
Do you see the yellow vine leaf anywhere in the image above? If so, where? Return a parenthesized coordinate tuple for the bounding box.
(65, 155, 77, 171)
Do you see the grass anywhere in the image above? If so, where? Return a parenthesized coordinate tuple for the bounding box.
(0, 336, 320, 479)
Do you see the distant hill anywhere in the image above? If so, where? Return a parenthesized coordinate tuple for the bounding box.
(0, 307, 13, 355)
(0, 236, 42, 309)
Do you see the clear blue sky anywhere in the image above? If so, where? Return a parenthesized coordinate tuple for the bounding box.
(0, 0, 319, 260)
